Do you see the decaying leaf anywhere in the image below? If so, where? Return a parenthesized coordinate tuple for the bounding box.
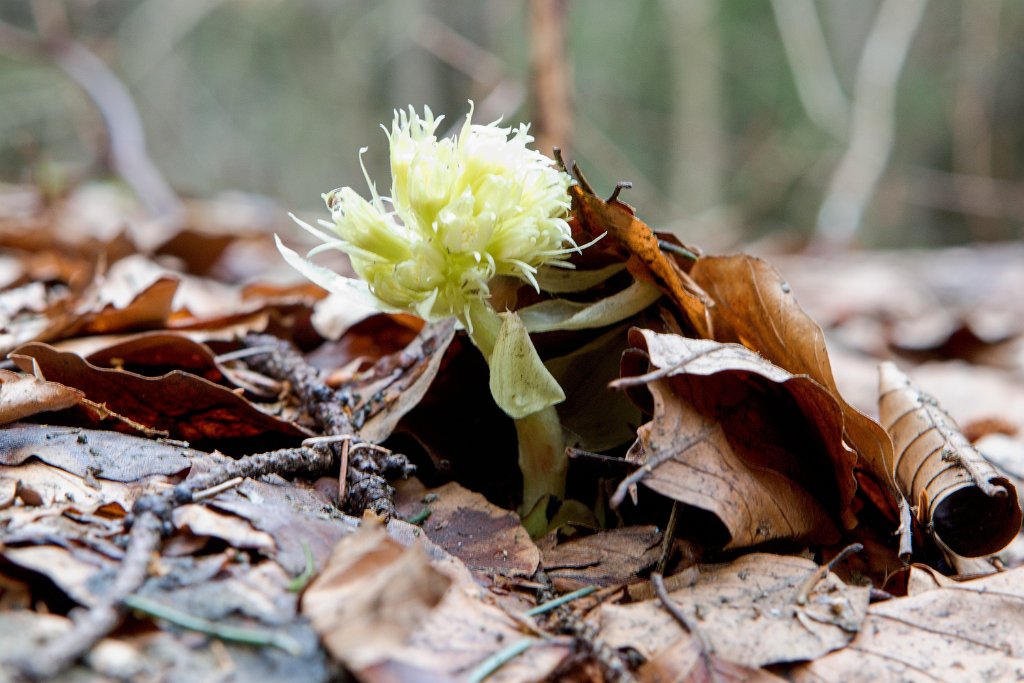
(301, 519, 452, 670)
(0, 369, 84, 424)
(597, 553, 870, 668)
(568, 177, 712, 338)
(209, 479, 356, 575)
(614, 329, 855, 547)
(879, 361, 1022, 557)
(690, 255, 899, 513)
(541, 525, 662, 591)
(0, 423, 198, 481)
(396, 481, 540, 579)
(0, 460, 143, 514)
(637, 637, 786, 683)
(787, 566, 1024, 682)
(1, 544, 117, 607)
(11, 343, 310, 450)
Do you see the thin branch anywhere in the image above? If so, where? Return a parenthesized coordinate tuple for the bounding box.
(813, 0, 930, 249)
(651, 572, 712, 653)
(15, 445, 337, 679)
(794, 543, 864, 605)
(18, 511, 164, 679)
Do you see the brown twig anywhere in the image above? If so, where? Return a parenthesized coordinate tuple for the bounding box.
(656, 501, 681, 576)
(897, 495, 914, 560)
(16, 444, 337, 679)
(651, 572, 712, 653)
(242, 334, 414, 519)
(794, 542, 864, 606)
(610, 427, 713, 509)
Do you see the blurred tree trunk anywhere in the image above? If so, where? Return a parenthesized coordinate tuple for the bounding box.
(529, 0, 572, 158)
(663, 0, 725, 215)
(952, 0, 1004, 240)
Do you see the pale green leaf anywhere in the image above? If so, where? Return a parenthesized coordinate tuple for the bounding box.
(489, 312, 565, 419)
(518, 279, 662, 334)
(534, 263, 626, 293)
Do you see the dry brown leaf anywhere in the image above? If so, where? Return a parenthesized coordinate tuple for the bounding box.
(0, 369, 84, 424)
(614, 329, 855, 547)
(171, 504, 276, 553)
(396, 481, 539, 579)
(690, 255, 899, 514)
(787, 566, 1024, 682)
(596, 553, 869, 668)
(1, 544, 116, 607)
(569, 180, 712, 338)
(878, 362, 1022, 557)
(209, 479, 356, 575)
(355, 319, 456, 442)
(0, 460, 143, 514)
(636, 637, 786, 683)
(11, 343, 311, 450)
(542, 525, 662, 591)
(0, 424, 197, 482)
(301, 519, 452, 670)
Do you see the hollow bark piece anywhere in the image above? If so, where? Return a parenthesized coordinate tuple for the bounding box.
(878, 362, 1021, 557)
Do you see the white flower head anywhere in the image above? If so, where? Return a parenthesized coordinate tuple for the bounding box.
(288, 102, 575, 324)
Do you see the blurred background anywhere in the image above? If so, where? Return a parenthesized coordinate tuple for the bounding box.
(0, 0, 1022, 250)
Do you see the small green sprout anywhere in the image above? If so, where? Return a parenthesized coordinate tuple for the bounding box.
(278, 103, 583, 518)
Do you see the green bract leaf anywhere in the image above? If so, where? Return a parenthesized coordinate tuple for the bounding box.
(518, 279, 662, 334)
(489, 312, 565, 419)
(533, 263, 626, 293)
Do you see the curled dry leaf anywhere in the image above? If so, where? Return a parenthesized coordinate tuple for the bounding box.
(636, 637, 786, 683)
(596, 553, 869, 668)
(0, 369, 83, 425)
(787, 565, 1024, 683)
(355, 319, 456, 442)
(614, 329, 856, 547)
(10, 343, 310, 450)
(568, 177, 712, 338)
(690, 255, 899, 513)
(878, 362, 1022, 557)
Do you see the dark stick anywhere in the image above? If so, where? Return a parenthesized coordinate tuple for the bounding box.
(242, 334, 413, 519)
(17, 445, 336, 679)
(18, 511, 163, 679)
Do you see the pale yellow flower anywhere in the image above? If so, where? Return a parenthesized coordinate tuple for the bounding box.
(285, 103, 575, 326)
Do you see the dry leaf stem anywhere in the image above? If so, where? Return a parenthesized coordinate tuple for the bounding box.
(794, 543, 863, 606)
(651, 572, 712, 653)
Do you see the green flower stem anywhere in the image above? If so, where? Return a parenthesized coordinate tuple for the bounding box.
(464, 297, 502, 359)
(464, 298, 567, 516)
(514, 405, 567, 512)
